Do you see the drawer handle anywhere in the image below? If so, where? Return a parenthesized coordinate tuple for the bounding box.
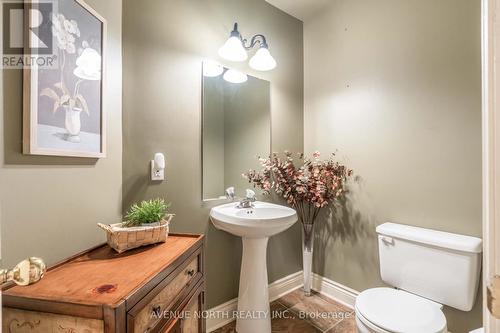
(152, 305, 162, 317)
(186, 269, 195, 277)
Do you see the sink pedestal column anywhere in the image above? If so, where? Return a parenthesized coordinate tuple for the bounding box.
(236, 237, 271, 333)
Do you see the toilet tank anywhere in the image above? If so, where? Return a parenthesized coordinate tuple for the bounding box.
(376, 223, 482, 311)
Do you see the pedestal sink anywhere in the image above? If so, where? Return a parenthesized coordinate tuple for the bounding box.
(210, 201, 298, 333)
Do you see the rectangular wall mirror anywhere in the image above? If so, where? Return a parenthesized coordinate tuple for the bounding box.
(202, 61, 271, 201)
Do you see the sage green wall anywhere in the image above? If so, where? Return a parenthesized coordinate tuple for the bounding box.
(0, 0, 123, 268)
(122, 0, 303, 308)
(303, 1, 482, 332)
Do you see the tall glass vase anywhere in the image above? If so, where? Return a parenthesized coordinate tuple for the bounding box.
(302, 223, 314, 296)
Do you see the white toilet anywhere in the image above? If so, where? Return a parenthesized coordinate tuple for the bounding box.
(355, 222, 482, 333)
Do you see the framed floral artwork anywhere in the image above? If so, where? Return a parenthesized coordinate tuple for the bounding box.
(23, 0, 106, 158)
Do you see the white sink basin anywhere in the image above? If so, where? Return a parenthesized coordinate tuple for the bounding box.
(210, 201, 298, 333)
(210, 201, 297, 238)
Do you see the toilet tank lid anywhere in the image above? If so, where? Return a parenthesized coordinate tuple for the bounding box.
(376, 223, 482, 253)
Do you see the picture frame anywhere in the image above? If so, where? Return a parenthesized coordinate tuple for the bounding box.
(23, 0, 107, 158)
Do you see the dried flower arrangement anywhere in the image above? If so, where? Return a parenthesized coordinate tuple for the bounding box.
(243, 151, 353, 295)
(243, 151, 353, 225)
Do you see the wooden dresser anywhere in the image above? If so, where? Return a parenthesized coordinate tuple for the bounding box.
(2, 234, 205, 333)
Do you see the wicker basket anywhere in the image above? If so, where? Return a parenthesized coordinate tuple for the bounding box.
(97, 214, 174, 253)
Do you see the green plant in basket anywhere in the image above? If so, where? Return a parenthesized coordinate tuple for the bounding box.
(123, 198, 171, 227)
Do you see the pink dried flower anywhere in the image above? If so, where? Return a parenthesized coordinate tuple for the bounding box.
(243, 151, 353, 225)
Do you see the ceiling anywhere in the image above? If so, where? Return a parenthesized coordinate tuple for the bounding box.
(265, 0, 331, 21)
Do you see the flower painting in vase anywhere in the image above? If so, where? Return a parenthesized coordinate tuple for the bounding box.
(23, 0, 106, 158)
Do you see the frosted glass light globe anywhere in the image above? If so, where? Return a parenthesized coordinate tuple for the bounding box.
(218, 36, 248, 62)
(249, 47, 277, 71)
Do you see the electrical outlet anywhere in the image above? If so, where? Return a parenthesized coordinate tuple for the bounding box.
(151, 160, 165, 181)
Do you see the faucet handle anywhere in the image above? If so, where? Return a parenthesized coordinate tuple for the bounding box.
(245, 189, 256, 201)
(225, 187, 235, 201)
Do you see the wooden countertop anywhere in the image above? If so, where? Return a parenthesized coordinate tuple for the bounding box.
(3, 234, 203, 307)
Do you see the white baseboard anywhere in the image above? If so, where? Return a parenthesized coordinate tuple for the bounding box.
(311, 273, 359, 309)
(268, 270, 304, 301)
(206, 271, 358, 332)
(206, 271, 303, 332)
(206, 298, 239, 333)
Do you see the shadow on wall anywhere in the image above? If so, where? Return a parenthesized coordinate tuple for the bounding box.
(2, 69, 97, 166)
(313, 176, 380, 279)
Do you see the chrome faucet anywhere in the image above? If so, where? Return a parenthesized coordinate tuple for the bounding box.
(225, 187, 235, 201)
(237, 189, 256, 208)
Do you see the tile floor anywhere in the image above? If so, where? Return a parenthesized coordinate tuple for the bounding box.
(212, 289, 357, 333)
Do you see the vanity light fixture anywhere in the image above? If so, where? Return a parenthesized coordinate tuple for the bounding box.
(218, 25, 248, 62)
(218, 23, 277, 71)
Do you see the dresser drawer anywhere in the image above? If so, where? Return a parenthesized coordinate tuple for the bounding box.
(157, 281, 205, 333)
(128, 251, 202, 333)
(179, 285, 204, 333)
(3, 307, 104, 333)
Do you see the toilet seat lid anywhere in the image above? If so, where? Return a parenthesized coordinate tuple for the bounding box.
(355, 288, 447, 333)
